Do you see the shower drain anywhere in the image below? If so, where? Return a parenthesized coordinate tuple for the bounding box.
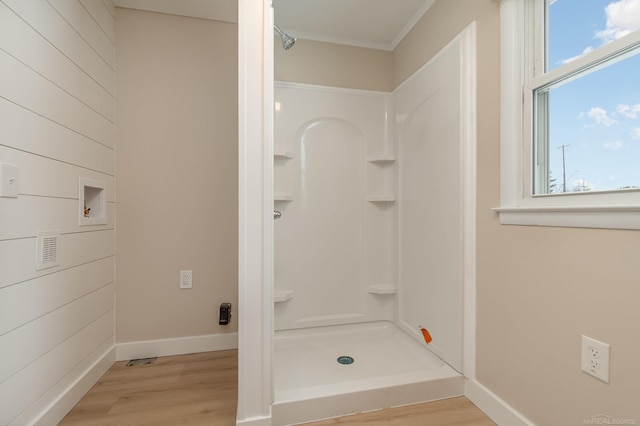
(337, 356, 354, 365)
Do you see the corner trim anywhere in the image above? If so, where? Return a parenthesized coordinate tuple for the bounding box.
(116, 332, 238, 361)
(465, 379, 534, 426)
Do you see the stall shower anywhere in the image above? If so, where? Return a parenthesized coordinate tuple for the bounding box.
(271, 26, 476, 425)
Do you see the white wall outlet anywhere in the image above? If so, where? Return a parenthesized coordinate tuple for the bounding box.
(0, 163, 19, 198)
(581, 335, 610, 383)
(180, 270, 192, 289)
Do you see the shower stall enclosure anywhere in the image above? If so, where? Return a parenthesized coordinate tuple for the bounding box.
(268, 24, 477, 425)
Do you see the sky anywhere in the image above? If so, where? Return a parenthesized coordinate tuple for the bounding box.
(544, 0, 640, 193)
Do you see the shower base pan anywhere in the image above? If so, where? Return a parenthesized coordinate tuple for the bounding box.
(272, 321, 463, 425)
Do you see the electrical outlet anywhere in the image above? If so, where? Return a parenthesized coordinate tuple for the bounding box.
(581, 335, 610, 383)
(180, 270, 192, 289)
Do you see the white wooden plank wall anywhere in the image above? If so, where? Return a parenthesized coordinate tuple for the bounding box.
(0, 1, 115, 424)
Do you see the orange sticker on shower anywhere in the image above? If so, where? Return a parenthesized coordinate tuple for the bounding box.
(419, 326, 432, 344)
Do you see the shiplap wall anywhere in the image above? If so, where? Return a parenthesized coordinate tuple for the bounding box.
(0, 1, 115, 424)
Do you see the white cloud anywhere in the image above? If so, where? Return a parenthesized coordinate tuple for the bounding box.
(561, 46, 595, 64)
(603, 140, 624, 150)
(561, 1, 640, 65)
(616, 103, 640, 118)
(587, 107, 618, 127)
(632, 127, 640, 139)
(595, 0, 640, 44)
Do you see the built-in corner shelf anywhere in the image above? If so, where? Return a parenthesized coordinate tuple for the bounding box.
(367, 195, 396, 203)
(274, 290, 294, 303)
(367, 154, 395, 164)
(275, 193, 295, 202)
(367, 285, 396, 295)
(274, 150, 294, 160)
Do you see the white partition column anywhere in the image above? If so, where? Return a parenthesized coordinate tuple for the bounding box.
(237, 0, 273, 424)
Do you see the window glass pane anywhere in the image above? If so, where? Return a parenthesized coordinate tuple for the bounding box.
(547, 0, 640, 71)
(535, 49, 640, 194)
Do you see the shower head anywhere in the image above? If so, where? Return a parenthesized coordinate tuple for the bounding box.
(274, 25, 296, 50)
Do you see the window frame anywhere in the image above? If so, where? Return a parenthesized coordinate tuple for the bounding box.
(497, 0, 640, 230)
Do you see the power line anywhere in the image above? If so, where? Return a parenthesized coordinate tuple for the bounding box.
(558, 144, 570, 192)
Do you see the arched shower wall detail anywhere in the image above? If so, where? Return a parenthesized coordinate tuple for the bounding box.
(273, 83, 396, 331)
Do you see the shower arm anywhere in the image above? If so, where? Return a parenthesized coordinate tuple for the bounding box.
(274, 24, 296, 50)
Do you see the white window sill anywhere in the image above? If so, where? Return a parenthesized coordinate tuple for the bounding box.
(494, 205, 640, 230)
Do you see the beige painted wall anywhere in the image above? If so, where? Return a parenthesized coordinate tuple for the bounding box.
(275, 38, 393, 92)
(397, 1, 640, 424)
(115, 9, 238, 342)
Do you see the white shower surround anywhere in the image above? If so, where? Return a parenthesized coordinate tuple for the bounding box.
(268, 24, 477, 424)
(236, 0, 477, 421)
(274, 33, 471, 364)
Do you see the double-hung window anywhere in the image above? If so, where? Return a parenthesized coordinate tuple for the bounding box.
(498, 0, 640, 229)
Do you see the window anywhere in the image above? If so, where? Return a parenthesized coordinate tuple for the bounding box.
(498, 0, 640, 229)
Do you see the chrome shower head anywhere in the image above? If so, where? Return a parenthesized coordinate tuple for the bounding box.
(274, 25, 296, 50)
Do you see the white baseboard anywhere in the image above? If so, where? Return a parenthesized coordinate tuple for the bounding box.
(13, 342, 116, 426)
(11, 334, 237, 425)
(116, 332, 238, 361)
(465, 379, 534, 426)
(236, 415, 272, 426)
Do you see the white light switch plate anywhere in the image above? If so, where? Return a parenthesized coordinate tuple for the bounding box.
(0, 163, 19, 198)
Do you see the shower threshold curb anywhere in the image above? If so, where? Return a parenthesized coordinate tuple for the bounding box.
(272, 375, 464, 425)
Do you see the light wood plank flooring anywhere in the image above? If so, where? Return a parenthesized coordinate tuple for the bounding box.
(60, 350, 237, 426)
(305, 397, 496, 425)
(61, 350, 495, 425)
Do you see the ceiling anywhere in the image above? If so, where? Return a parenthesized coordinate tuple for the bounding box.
(112, 0, 434, 51)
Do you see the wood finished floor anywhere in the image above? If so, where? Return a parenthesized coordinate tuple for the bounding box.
(60, 350, 495, 425)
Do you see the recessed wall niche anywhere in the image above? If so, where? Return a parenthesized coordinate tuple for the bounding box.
(79, 177, 107, 226)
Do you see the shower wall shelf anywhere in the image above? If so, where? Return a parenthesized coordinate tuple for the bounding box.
(274, 150, 294, 159)
(367, 285, 396, 295)
(274, 290, 294, 303)
(275, 194, 295, 201)
(366, 154, 395, 164)
(367, 195, 396, 203)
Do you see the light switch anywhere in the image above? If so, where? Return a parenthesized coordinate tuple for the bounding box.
(0, 163, 18, 198)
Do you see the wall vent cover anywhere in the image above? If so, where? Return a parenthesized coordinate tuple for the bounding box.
(36, 231, 60, 270)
